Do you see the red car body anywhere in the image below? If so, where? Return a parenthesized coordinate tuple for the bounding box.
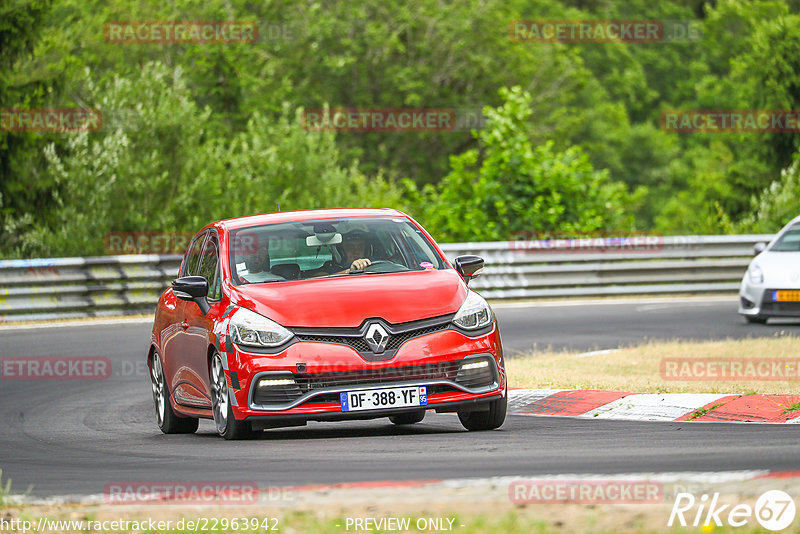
(148, 209, 506, 439)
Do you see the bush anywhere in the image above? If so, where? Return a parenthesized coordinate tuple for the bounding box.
(411, 86, 637, 242)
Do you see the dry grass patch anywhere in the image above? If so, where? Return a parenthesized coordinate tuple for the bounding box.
(507, 336, 800, 394)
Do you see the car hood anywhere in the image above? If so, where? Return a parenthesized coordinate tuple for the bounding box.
(230, 269, 468, 327)
(754, 251, 800, 287)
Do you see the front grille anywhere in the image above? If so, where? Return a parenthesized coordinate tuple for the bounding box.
(251, 357, 498, 407)
(760, 290, 800, 315)
(761, 301, 800, 314)
(295, 360, 461, 391)
(295, 334, 370, 353)
(307, 385, 457, 404)
(295, 322, 449, 355)
(384, 324, 449, 351)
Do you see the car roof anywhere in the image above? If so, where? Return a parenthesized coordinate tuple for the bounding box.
(212, 208, 408, 232)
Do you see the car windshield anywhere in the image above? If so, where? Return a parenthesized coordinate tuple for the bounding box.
(770, 225, 800, 252)
(228, 217, 446, 285)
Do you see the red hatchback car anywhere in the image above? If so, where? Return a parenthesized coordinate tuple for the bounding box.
(148, 209, 507, 439)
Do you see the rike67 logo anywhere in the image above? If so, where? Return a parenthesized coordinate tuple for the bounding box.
(669, 490, 796, 531)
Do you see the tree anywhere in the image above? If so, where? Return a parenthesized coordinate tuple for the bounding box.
(7, 62, 404, 258)
(412, 86, 636, 242)
(0, 0, 57, 255)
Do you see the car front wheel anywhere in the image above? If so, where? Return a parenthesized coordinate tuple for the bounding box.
(745, 315, 768, 324)
(458, 393, 507, 431)
(210, 351, 255, 440)
(151, 352, 198, 434)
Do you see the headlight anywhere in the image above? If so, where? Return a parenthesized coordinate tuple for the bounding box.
(453, 291, 494, 330)
(749, 265, 764, 284)
(229, 307, 293, 348)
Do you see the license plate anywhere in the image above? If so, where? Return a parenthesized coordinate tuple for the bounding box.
(772, 290, 800, 302)
(340, 386, 428, 412)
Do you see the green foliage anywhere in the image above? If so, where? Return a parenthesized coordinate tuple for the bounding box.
(3, 0, 800, 258)
(413, 87, 636, 242)
(8, 63, 404, 257)
(737, 149, 800, 233)
(0, 469, 12, 508)
(0, 0, 59, 244)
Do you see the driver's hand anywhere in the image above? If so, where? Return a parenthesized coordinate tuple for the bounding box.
(349, 258, 372, 271)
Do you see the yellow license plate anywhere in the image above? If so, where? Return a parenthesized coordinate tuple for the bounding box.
(773, 290, 800, 302)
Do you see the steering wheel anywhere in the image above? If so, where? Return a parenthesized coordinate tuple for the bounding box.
(362, 260, 406, 272)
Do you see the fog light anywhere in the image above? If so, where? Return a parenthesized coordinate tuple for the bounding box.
(253, 375, 303, 405)
(455, 357, 495, 389)
(258, 378, 296, 388)
(460, 360, 490, 371)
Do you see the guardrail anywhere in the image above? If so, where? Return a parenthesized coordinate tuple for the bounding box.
(0, 255, 182, 322)
(441, 234, 770, 300)
(0, 234, 771, 322)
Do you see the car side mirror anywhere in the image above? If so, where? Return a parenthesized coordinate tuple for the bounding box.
(172, 276, 211, 315)
(454, 255, 484, 285)
(753, 242, 767, 255)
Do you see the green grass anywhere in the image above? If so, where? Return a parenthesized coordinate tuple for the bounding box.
(686, 402, 726, 420)
(784, 400, 800, 413)
(0, 469, 12, 508)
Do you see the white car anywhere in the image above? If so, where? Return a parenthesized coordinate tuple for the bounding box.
(739, 215, 800, 323)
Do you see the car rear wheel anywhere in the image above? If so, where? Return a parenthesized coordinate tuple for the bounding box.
(745, 315, 768, 324)
(151, 352, 198, 434)
(389, 410, 426, 425)
(210, 351, 255, 440)
(458, 393, 507, 431)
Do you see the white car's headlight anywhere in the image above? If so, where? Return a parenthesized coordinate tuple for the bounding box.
(749, 264, 764, 284)
(453, 291, 494, 330)
(229, 308, 293, 348)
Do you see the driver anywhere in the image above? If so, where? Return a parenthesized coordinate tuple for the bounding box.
(238, 237, 269, 281)
(328, 228, 373, 274)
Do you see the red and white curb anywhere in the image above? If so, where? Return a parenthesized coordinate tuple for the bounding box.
(508, 389, 800, 423)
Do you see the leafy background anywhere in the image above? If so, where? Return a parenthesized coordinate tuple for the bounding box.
(2, 0, 799, 257)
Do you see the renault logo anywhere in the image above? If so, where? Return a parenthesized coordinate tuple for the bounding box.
(365, 323, 390, 354)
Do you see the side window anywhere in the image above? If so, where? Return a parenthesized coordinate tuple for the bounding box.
(198, 236, 221, 301)
(182, 232, 208, 276)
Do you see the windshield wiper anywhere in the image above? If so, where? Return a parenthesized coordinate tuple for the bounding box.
(241, 278, 285, 285)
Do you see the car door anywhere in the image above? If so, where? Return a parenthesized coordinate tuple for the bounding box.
(165, 230, 212, 409)
(178, 231, 225, 407)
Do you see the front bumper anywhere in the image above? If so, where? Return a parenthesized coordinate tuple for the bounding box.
(739, 282, 800, 318)
(222, 324, 506, 422)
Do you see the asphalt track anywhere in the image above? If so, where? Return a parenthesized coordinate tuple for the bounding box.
(1, 296, 798, 498)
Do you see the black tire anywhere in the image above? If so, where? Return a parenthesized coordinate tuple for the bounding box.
(389, 410, 426, 425)
(210, 351, 255, 440)
(458, 393, 507, 431)
(150, 352, 198, 434)
(745, 315, 768, 324)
